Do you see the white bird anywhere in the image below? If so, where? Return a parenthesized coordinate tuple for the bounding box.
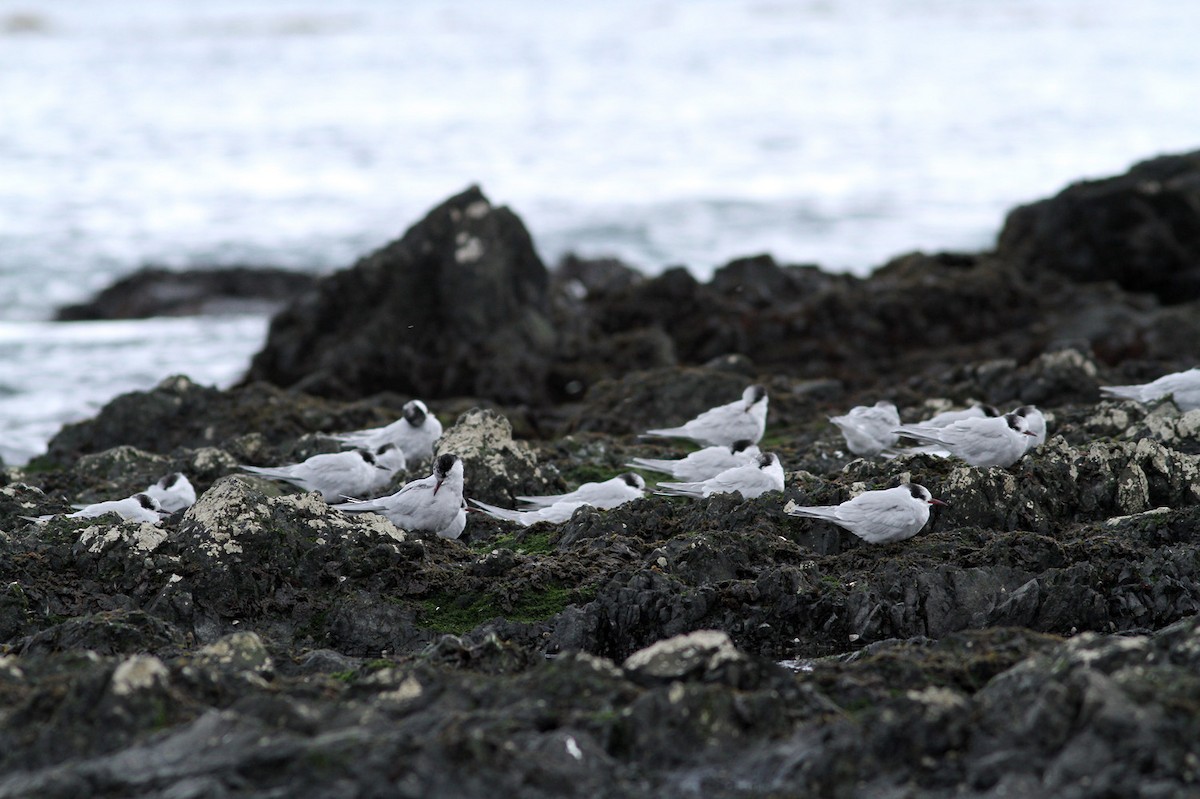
(882, 405, 998, 459)
(642, 385, 768, 447)
(240, 449, 393, 503)
(1100, 368, 1200, 411)
(626, 440, 761, 482)
(469, 498, 592, 527)
(329, 399, 443, 461)
(144, 472, 196, 513)
(786, 483, 947, 544)
(1011, 405, 1046, 451)
(25, 493, 166, 525)
(830, 401, 900, 457)
(921, 404, 1000, 427)
(338, 453, 464, 533)
(515, 473, 645, 510)
(655, 452, 784, 500)
(893, 413, 1037, 468)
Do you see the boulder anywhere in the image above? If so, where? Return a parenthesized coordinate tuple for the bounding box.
(998, 150, 1200, 303)
(245, 186, 557, 404)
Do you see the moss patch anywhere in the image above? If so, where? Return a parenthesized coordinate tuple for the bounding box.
(418, 584, 591, 634)
(473, 529, 555, 556)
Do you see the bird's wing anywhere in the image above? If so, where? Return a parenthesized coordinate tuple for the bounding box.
(837, 493, 918, 541)
(338, 498, 387, 513)
(625, 457, 679, 477)
(515, 490, 575, 508)
(642, 424, 696, 439)
(786, 504, 841, 522)
(704, 465, 757, 496)
(655, 480, 704, 498)
(893, 424, 952, 447)
(376, 480, 437, 518)
(468, 498, 526, 523)
(241, 464, 309, 486)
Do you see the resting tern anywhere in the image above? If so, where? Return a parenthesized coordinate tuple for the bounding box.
(515, 473, 645, 510)
(786, 483, 947, 544)
(338, 453, 464, 533)
(830, 401, 900, 457)
(24, 493, 166, 525)
(655, 452, 784, 500)
(329, 399, 443, 461)
(626, 439, 761, 482)
(921, 404, 1000, 427)
(469, 498, 592, 527)
(144, 472, 197, 513)
(1011, 405, 1047, 450)
(893, 413, 1036, 468)
(1100, 368, 1200, 412)
(642, 385, 768, 447)
(241, 449, 393, 503)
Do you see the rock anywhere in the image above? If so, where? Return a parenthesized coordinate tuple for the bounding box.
(552, 254, 645, 297)
(191, 631, 273, 676)
(55, 265, 317, 320)
(434, 407, 558, 505)
(998, 150, 1200, 303)
(246, 186, 557, 404)
(42, 375, 396, 465)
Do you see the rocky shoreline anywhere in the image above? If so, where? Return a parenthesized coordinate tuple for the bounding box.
(4, 151, 1200, 797)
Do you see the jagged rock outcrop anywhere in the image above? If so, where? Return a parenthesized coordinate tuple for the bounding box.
(245, 186, 557, 403)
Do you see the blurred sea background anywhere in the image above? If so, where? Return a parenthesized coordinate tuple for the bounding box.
(3, 0, 1199, 465)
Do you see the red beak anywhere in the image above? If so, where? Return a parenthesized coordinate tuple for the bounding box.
(1023, 431, 1037, 437)
(929, 498, 949, 507)
(434, 478, 443, 495)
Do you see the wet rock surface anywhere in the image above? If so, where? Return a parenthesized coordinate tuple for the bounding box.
(6, 153, 1200, 797)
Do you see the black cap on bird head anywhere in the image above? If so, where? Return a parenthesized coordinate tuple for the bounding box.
(907, 482, 949, 507)
(620, 473, 645, 490)
(745, 385, 767, 410)
(357, 450, 378, 465)
(404, 400, 428, 427)
(433, 453, 458, 494)
(757, 453, 774, 468)
(158, 472, 181, 489)
(134, 493, 158, 511)
(731, 439, 753, 453)
(1004, 413, 1035, 435)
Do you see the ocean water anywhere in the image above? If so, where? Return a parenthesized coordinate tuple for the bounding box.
(3, 0, 1199, 464)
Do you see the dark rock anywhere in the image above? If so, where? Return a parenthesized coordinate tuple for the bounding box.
(434, 408, 558, 504)
(998, 150, 1200, 304)
(55, 265, 317, 320)
(41, 375, 400, 466)
(552, 254, 645, 296)
(245, 186, 557, 404)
